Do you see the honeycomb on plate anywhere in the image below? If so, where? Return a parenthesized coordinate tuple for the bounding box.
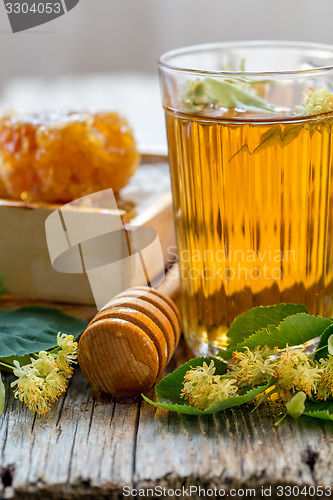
(0, 111, 140, 203)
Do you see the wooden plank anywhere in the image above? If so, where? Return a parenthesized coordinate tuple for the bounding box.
(67, 375, 138, 492)
(0, 298, 333, 498)
(0, 370, 140, 499)
(133, 400, 323, 492)
(1, 359, 333, 499)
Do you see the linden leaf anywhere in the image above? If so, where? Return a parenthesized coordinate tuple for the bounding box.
(303, 399, 333, 422)
(0, 355, 32, 373)
(184, 80, 215, 106)
(0, 373, 5, 415)
(143, 382, 272, 416)
(328, 334, 333, 355)
(155, 357, 227, 405)
(281, 124, 304, 146)
(314, 323, 333, 361)
(253, 124, 303, 155)
(143, 357, 273, 415)
(0, 307, 87, 360)
(286, 392, 306, 419)
(221, 313, 331, 360)
(204, 78, 279, 114)
(221, 303, 308, 358)
(252, 126, 282, 154)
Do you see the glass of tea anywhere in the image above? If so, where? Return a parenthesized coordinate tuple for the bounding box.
(159, 41, 333, 356)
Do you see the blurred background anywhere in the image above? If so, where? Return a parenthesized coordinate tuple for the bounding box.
(0, 0, 333, 151)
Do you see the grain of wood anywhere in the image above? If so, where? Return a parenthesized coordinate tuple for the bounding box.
(1, 300, 333, 498)
(1, 356, 333, 499)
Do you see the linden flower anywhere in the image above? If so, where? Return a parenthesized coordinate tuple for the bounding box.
(56, 350, 75, 377)
(11, 361, 50, 415)
(181, 361, 238, 410)
(12, 359, 36, 379)
(56, 333, 78, 377)
(231, 345, 277, 387)
(299, 87, 333, 116)
(57, 333, 78, 355)
(275, 346, 322, 396)
(316, 355, 333, 400)
(206, 378, 238, 407)
(181, 361, 216, 399)
(10, 334, 78, 415)
(44, 368, 68, 402)
(32, 351, 57, 376)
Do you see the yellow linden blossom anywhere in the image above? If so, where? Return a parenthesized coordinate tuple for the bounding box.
(231, 345, 277, 387)
(32, 350, 57, 376)
(181, 361, 216, 397)
(300, 87, 333, 116)
(56, 333, 78, 377)
(11, 333, 78, 415)
(11, 360, 51, 414)
(179, 342, 333, 413)
(56, 350, 74, 377)
(57, 332, 78, 354)
(206, 378, 238, 407)
(44, 368, 68, 402)
(11, 352, 69, 414)
(316, 355, 333, 400)
(275, 346, 322, 396)
(181, 361, 238, 410)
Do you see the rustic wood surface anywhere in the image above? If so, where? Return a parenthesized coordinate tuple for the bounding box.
(0, 300, 333, 499)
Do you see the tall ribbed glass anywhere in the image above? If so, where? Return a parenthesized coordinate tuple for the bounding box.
(159, 42, 333, 356)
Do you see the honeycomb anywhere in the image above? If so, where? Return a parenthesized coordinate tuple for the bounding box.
(0, 111, 140, 203)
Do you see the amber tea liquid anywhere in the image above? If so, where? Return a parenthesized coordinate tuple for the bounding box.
(166, 110, 333, 355)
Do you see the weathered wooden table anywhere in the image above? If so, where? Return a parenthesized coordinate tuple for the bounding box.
(0, 301, 332, 500)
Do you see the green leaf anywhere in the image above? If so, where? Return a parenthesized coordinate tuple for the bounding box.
(204, 78, 279, 114)
(0, 373, 5, 415)
(252, 126, 282, 154)
(329, 335, 333, 355)
(0, 307, 87, 359)
(281, 125, 304, 146)
(314, 323, 333, 361)
(156, 357, 227, 405)
(229, 123, 303, 161)
(143, 382, 272, 416)
(286, 392, 306, 419)
(253, 124, 303, 155)
(0, 355, 31, 372)
(303, 398, 333, 422)
(220, 304, 308, 358)
(143, 357, 273, 415)
(184, 80, 215, 106)
(221, 313, 332, 360)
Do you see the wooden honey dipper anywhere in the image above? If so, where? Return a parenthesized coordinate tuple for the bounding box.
(78, 265, 181, 398)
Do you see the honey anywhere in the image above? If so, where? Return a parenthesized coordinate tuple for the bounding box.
(0, 111, 139, 203)
(166, 109, 333, 355)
